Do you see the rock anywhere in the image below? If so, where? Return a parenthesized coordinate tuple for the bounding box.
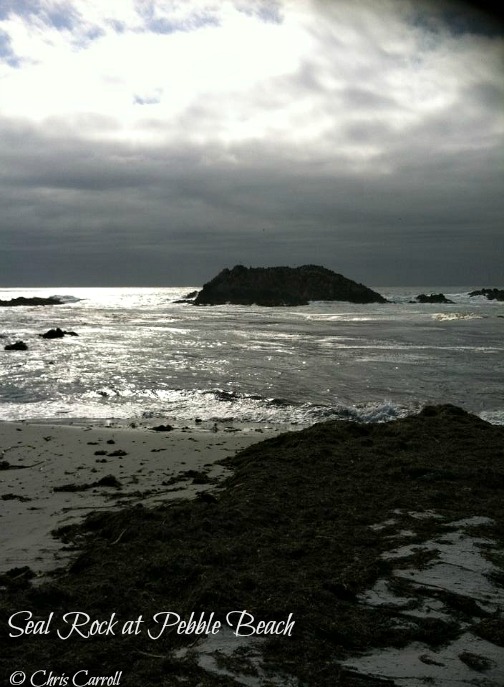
(173, 290, 199, 304)
(415, 293, 454, 304)
(41, 328, 64, 339)
(4, 341, 28, 351)
(95, 475, 122, 489)
(0, 296, 63, 307)
(40, 328, 78, 339)
(468, 288, 504, 301)
(194, 265, 387, 306)
(458, 651, 495, 672)
(151, 424, 174, 432)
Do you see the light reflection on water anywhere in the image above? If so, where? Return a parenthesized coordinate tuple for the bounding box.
(0, 286, 503, 425)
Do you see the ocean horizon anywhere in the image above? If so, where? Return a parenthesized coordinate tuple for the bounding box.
(1, 285, 502, 427)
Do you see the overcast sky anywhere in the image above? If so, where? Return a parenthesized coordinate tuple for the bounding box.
(0, 0, 502, 287)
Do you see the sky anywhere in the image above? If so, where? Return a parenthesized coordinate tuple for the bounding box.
(0, 0, 503, 287)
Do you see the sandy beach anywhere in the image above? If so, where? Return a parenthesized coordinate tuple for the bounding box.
(2, 406, 504, 686)
(0, 420, 283, 575)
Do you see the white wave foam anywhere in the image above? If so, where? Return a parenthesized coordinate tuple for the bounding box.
(49, 294, 83, 303)
(432, 312, 483, 321)
(432, 312, 485, 321)
(324, 400, 417, 424)
(479, 409, 504, 426)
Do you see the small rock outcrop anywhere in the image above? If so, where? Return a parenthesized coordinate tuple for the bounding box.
(151, 424, 174, 432)
(4, 341, 28, 351)
(40, 328, 78, 339)
(194, 265, 387, 306)
(0, 296, 63, 307)
(469, 288, 504, 302)
(173, 290, 199, 304)
(415, 293, 454, 304)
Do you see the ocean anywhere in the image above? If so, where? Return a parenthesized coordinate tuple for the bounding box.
(1, 286, 503, 427)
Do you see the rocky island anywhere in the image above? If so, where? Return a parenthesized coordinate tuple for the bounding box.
(193, 265, 387, 306)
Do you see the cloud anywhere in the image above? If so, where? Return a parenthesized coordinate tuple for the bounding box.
(236, 0, 284, 24)
(134, 0, 221, 35)
(0, 27, 22, 66)
(0, 0, 502, 286)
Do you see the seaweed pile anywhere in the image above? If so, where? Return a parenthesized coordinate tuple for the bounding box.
(1, 405, 503, 685)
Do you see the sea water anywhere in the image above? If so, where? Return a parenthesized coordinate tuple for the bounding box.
(0, 286, 502, 426)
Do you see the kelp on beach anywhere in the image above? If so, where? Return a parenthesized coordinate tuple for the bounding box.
(1, 405, 504, 686)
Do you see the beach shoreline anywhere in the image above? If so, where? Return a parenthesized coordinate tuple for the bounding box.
(2, 405, 504, 686)
(0, 419, 285, 576)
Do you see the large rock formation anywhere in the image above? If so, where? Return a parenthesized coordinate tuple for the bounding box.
(193, 265, 387, 306)
(0, 296, 63, 307)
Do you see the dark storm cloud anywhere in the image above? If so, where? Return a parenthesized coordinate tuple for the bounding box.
(0, 0, 502, 286)
(1, 105, 501, 287)
(425, 0, 504, 37)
